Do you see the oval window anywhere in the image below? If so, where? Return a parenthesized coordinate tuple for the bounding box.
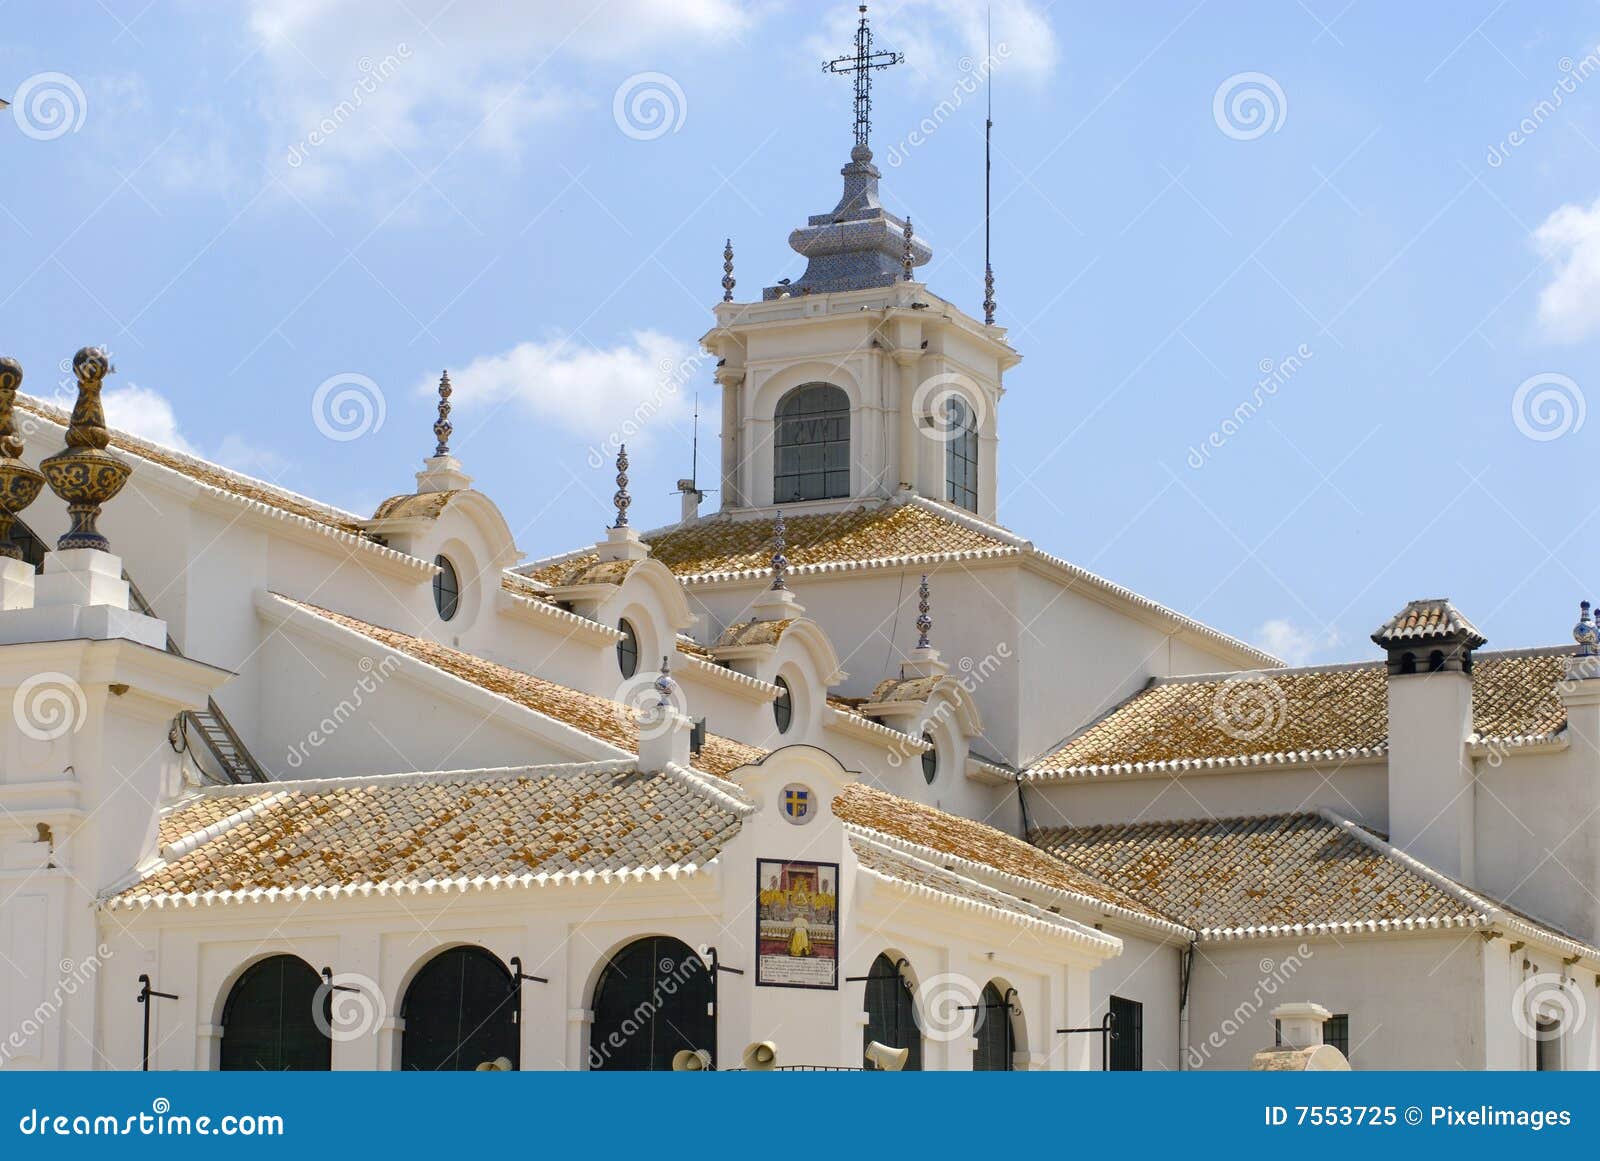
(617, 619, 639, 679)
(921, 734, 938, 784)
(773, 676, 794, 734)
(433, 555, 460, 621)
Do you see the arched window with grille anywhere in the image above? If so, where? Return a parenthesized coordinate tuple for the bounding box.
(944, 396, 979, 512)
(400, 946, 519, 1071)
(972, 982, 1017, 1071)
(589, 937, 713, 1071)
(862, 953, 922, 1071)
(774, 384, 850, 503)
(773, 676, 794, 734)
(432, 555, 460, 621)
(220, 955, 331, 1071)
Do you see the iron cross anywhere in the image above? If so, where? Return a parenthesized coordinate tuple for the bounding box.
(822, 4, 903, 149)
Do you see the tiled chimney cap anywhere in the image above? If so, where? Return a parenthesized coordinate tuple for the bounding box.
(1371, 598, 1486, 650)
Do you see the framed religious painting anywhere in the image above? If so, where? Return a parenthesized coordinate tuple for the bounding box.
(755, 858, 840, 989)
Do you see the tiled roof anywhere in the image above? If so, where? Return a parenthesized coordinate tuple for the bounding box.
(523, 496, 1280, 667)
(850, 835, 1116, 944)
(1372, 598, 1486, 648)
(274, 596, 765, 778)
(628, 501, 1012, 579)
(535, 557, 640, 589)
(865, 675, 942, 704)
(1033, 810, 1600, 955)
(16, 394, 368, 535)
(370, 490, 459, 522)
(832, 782, 1169, 924)
(119, 763, 742, 905)
(1028, 650, 1568, 778)
(714, 618, 793, 649)
(1033, 813, 1473, 935)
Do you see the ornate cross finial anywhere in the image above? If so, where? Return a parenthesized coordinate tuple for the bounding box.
(823, 3, 903, 151)
(433, 370, 453, 457)
(722, 239, 736, 303)
(902, 217, 914, 281)
(770, 512, 790, 591)
(654, 655, 675, 708)
(983, 264, 996, 326)
(916, 573, 932, 650)
(613, 445, 631, 529)
(1575, 600, 1597, 658)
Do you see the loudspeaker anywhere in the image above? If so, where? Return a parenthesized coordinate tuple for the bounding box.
(741, 1040, 778, 1070)
(671, 1048, 712, 1071)
(864, 1040, 910, 1072)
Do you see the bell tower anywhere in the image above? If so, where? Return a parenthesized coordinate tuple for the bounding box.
(700, 4, 1019, 524)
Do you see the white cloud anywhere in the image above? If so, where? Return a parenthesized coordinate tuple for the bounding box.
(1534, 196, 1600, 342)
(102, 384, 201, 455)
(103, 383, 284, 477)
(247, 0, 750, 198)
(436, 330, 700, 450)
(1253, 617, 1340, 667)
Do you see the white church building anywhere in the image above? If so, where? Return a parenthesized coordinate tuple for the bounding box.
(0, 9, 1596, 1074)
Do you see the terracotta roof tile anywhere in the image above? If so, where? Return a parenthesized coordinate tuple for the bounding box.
(1029, 650, 1568, 776)
(1032, 813, 1475, 933)
(370, 490, 459, 522)
(832, 782, 1166, 921)
(533, 501, 1011, 583)
(714, 619, 794, 649)
(1371, 598, 1486, 648)
(126, 766, 741, 902)
(276, 596, 765, 778)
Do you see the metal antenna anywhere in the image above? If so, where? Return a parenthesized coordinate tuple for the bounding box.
(982, 2, 996, 326)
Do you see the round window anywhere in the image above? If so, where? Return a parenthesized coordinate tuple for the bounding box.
(773, 676, 794, 734)
(617, 620, 639, 679)
(921, 734, 938, 784)
(433, 555, 459, 621)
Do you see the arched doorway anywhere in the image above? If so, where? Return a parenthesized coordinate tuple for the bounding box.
(972, 982, 1017, 1071)
(589, 937, 712, 1071)
(862, 953, 922, 1070)
(220, 955, 331, 1071)
(401, 946, 519, 1071)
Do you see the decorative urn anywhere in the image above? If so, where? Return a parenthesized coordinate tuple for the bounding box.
(39, 347, 133, 552)
(0, 357, 46, 560)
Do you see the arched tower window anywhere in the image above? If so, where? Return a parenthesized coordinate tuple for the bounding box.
(219, 955, 331, 1071)
(862, 953, 922, 1071)
(972, 982, 1017, 1071)
(944, 396, 979, 512)
(774, 384, 850, 503)
(590, 937, 713, 1070)
(617, 619, 640, 679)
(401, 946, 519, 1071)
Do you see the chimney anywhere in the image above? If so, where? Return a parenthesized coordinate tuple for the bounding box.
(1371, 598, 1485, 882)
(676, 478, 703, 524)
(1273, 1002, 1329, 1049)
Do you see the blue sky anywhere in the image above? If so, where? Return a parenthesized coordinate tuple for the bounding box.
(5, 1, 1600, 665)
